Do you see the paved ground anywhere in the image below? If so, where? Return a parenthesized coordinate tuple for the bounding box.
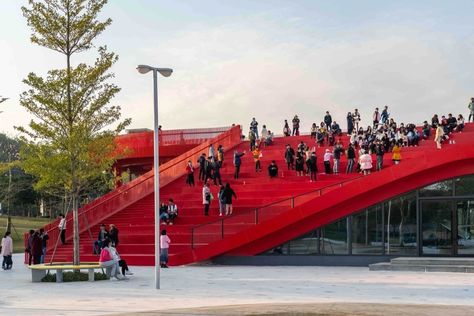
(1, 254, 474, 316)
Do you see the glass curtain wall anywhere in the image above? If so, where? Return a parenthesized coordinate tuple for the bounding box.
(263, 175, 474, 257)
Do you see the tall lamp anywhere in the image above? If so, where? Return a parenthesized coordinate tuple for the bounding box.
(136, 65, 173, 289)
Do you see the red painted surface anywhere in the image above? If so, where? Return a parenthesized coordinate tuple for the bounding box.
(114, 127, 231, 178)
(33, 123, 474, 266)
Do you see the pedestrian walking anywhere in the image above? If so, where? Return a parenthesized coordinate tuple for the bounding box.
(1, 231, 13, 270)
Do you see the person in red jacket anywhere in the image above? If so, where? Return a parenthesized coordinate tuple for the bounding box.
(31, 231, 43, 265)
(185, 160, 195, 186)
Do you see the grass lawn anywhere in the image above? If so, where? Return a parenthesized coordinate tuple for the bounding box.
(0, 215, 52, 253)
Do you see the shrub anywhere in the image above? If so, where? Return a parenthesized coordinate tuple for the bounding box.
(41, 271, 108, 282)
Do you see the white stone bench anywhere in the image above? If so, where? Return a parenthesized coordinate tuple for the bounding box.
(28, 263, 106, 283)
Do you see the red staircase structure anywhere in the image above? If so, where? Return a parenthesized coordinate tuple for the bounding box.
(35, 123, 474, 266)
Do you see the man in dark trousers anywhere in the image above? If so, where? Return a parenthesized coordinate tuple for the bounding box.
(204, 156, 213, 184)
(324, 111, 332, 128)
(212, 158, 222, 186)
(375, 141, 385, 171)
(309, 152, 318, 182)
(197, 153, 206, 181)
(233, 150, 245, 179)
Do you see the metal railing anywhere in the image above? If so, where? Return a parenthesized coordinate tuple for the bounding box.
(191, 175, 363, 248)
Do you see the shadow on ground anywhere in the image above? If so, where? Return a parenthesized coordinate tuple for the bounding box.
(109, 303, 472, 316)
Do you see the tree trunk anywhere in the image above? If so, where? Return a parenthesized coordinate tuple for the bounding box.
(72, 193, 80, 265)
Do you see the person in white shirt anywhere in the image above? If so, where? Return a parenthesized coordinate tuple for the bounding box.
(1, 231, 13, 270)
(58, 214, 66, 245)
(160, 229, 171, 268)
(167, 198, 178, 225)
(323, 149, 333, 174)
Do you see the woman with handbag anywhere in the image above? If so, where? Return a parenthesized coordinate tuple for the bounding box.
(202, 181, 212, 216)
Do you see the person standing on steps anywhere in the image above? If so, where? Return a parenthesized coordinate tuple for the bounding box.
(233, 150, 245, 179)
(212, 157, 223, 186)
(352, 109, 361, 131)
(1, 231, 13, 270)
(218, 185, 226, 216)
(208, 144, 215, 159)
(284, 144, 295, 170)
(435, 123, 445, 150)
(292, 115, 300, 136)
(359, 150, 373, 176)
(375, 141, 385, 171)
(248, 128, 256, 151)
(324, 111, 332, 129)
(109, 224, 119, 247)
(252, 146, 262, 172)
(295, 153, 304, 176)
(381, 106, 389, 124)
(197, 153, 206, 182)
(333, 144, 344, 174)
(217, 145, 224, 167)
(58, 214, 66, 245)
(185, 160, 195, 187)
(223, 183, 237, 216)
(268, 160, 279, 178)
(250, 117, 259, 139)
(202, 181, 212, 216)
(309, 152, 318, 182)
(373, 107, 381, 128)
(160, 229, 171, 268)
(204, 156, 213, 184)
(392, 140, 402, 164)
(323, 149, 333, 174)
(283, 120, 291, 136)
(469, 97, 474, 123)
(346, 143, 356, 174)
(347, 112, 354, 135)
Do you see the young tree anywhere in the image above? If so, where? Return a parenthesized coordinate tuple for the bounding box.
(20, 0, 130, 265)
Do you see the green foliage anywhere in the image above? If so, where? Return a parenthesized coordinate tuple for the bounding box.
(21, 0, 130, 265)
(41, 271, 108, 282)
(19, 0, 130, 199)
(0, 215, 51, 252)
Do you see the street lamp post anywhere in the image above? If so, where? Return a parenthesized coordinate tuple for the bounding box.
(136, 65, 173, 290)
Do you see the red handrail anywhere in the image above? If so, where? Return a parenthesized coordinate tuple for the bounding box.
(191, 175, 363, 248)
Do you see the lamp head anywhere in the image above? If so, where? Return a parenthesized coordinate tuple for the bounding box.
(137, 65, 152, 74)
(157, 68, 173, 77)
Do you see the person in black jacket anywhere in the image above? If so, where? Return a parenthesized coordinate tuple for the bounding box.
(375, 141, 385, 171)
(324, 111, 332, 128)
(346, 143, 356, 174)
(197, 153, 206, 181)
(223, 183, 237, 215)
(308, 152, 318, 182)
(333, 144, 344, 174)
(109, 224, 119, 247)
(204, 156, 213, 184)
(212, 158, 222, 186)
(268, 160, 279, 178)
(284, 145, 295, 170)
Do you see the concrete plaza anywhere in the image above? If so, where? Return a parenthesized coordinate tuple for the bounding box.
(1, 254, 474, 315)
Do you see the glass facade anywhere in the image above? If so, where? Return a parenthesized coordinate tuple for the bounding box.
(263, 175, 474, 257)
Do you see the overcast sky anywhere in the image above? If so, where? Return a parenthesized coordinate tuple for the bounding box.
(1, 0, 473, 136)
